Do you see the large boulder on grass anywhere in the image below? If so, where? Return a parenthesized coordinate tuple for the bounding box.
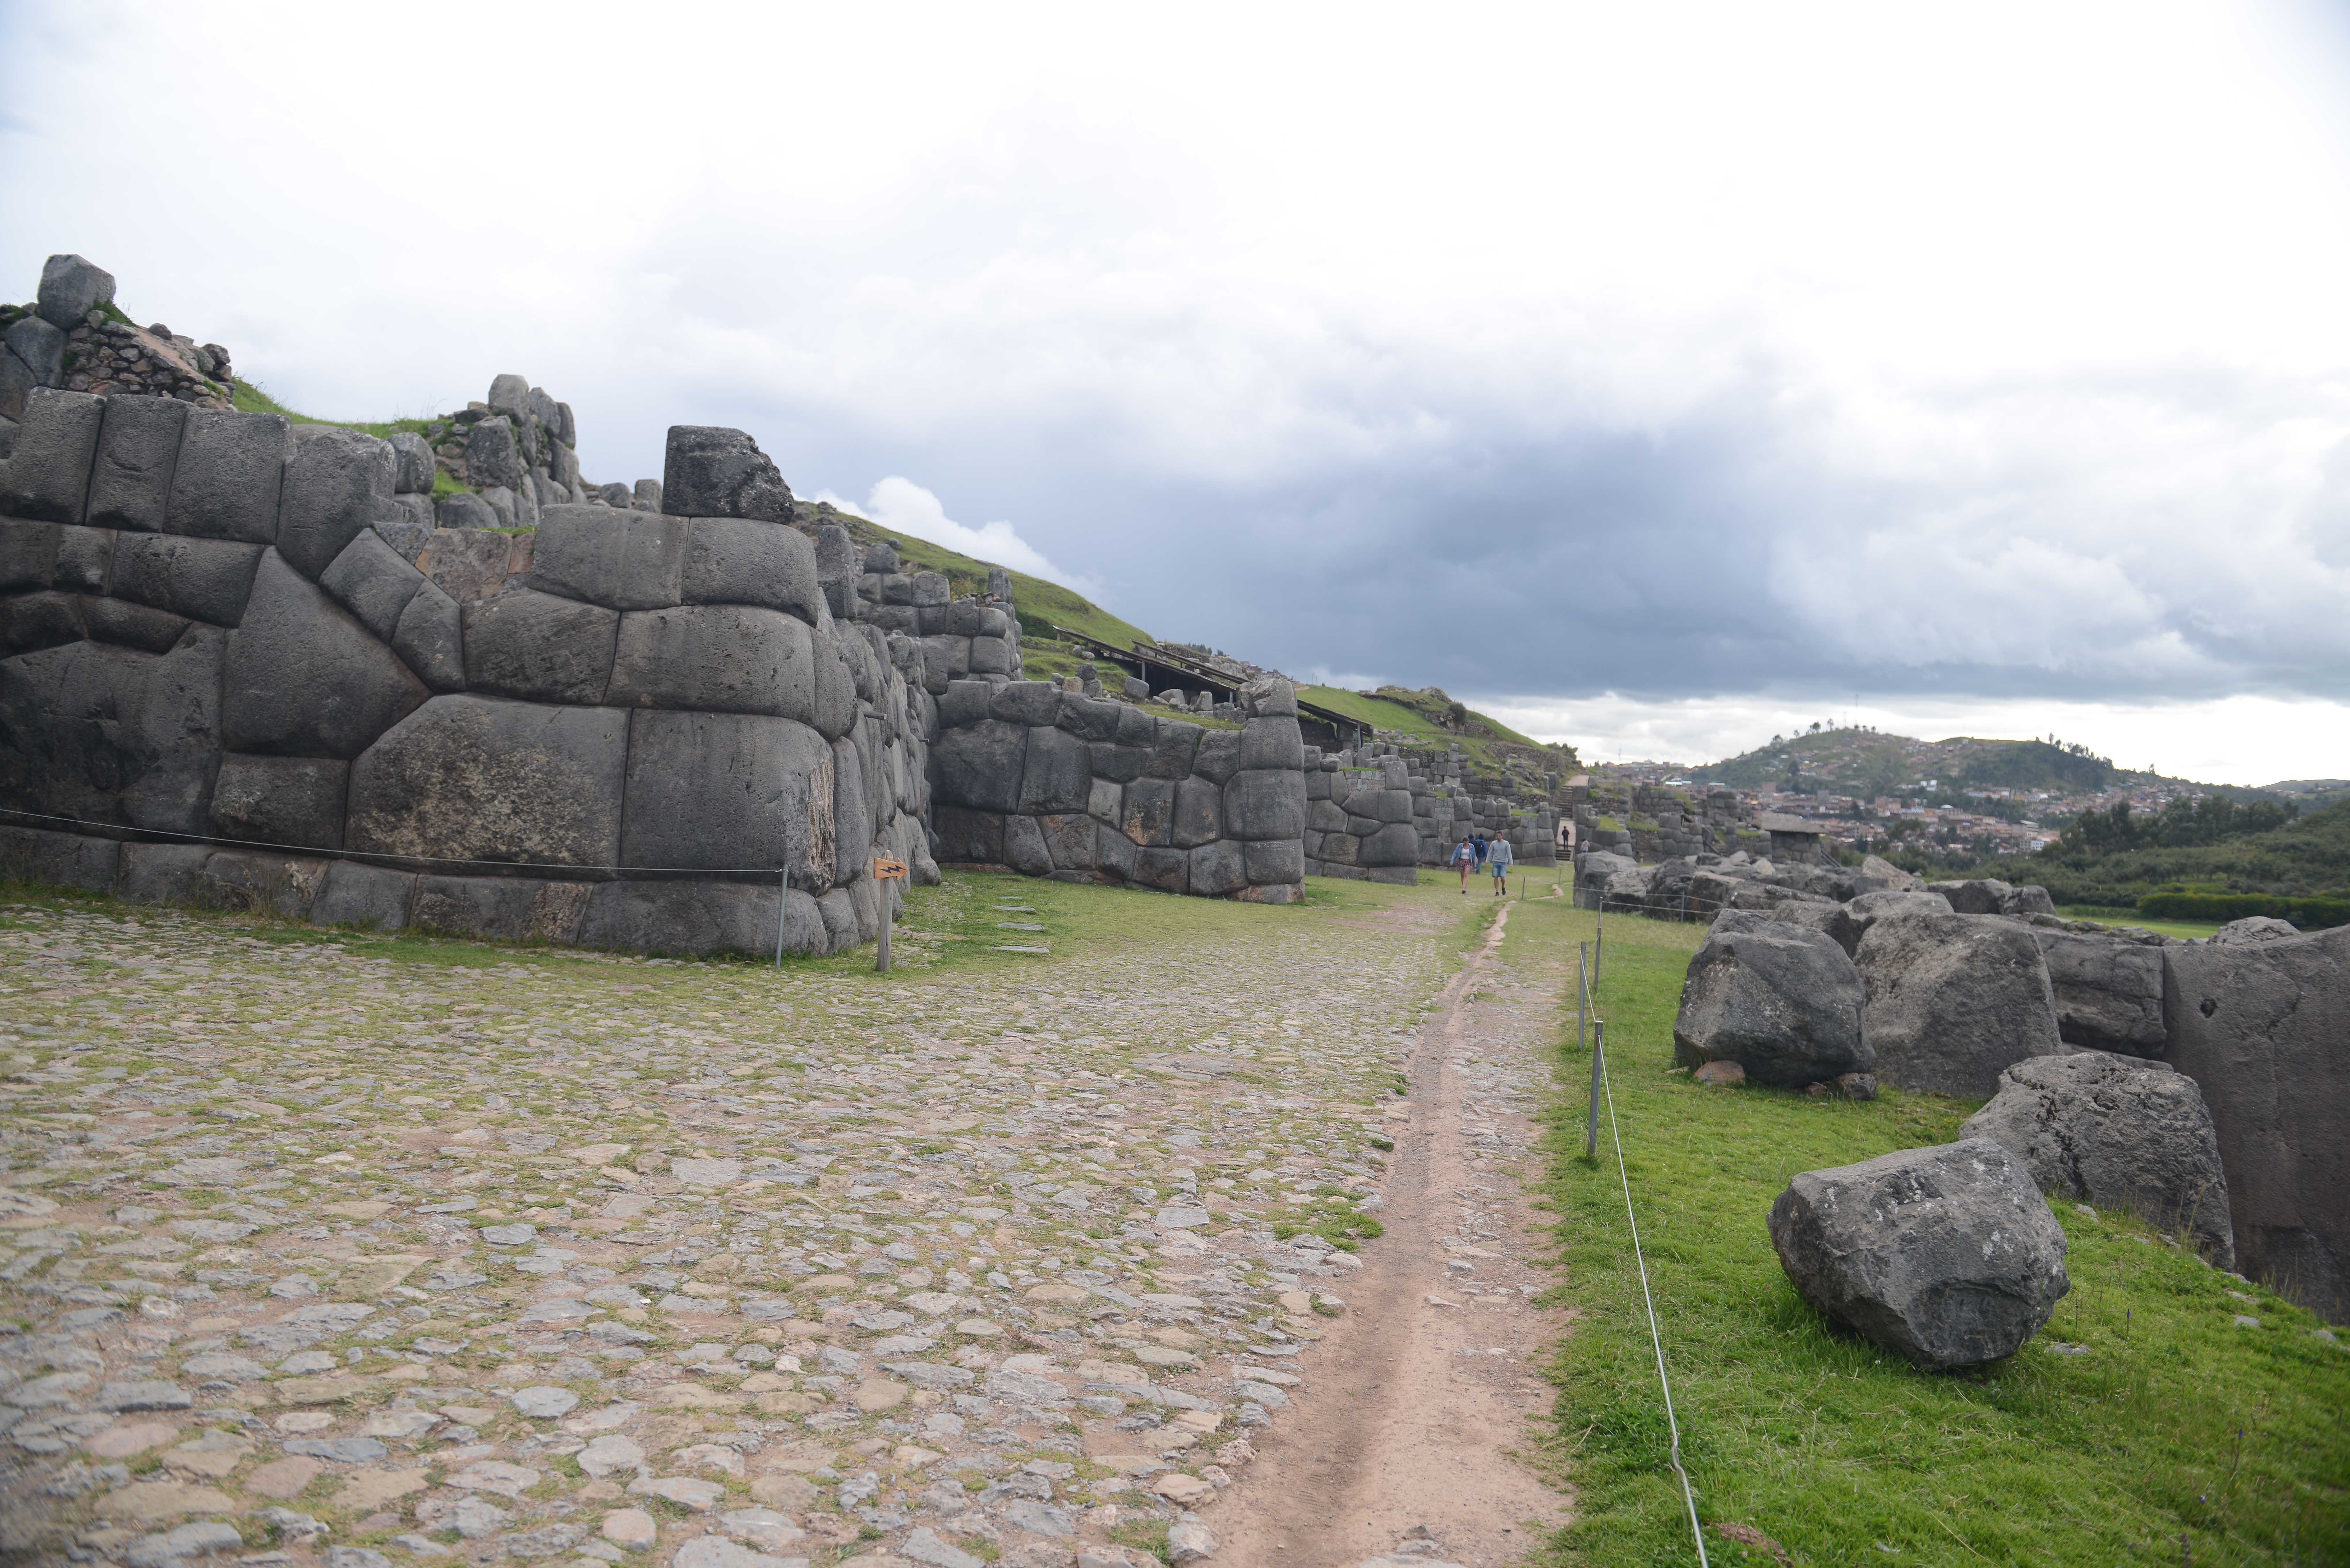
(1959, 1051, 2232, 1267)
(1853, 912, 2061, 1098)
(1673, 911, 1872, 1086)
(1768, 1137, 2070, 1369)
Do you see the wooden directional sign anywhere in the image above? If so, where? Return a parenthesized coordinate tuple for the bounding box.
(872, 856, 908, 881)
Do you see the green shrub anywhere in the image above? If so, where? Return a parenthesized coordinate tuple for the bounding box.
(2136, 891, 2349, 930)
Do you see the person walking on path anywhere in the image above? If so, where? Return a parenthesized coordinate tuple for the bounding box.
(1451, 836, 1477, 892)
(1474, 835, 1489, 873)
(1488, 833, 1514, 895)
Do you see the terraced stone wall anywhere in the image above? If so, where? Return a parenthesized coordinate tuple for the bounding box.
(0, 390, 936, 956)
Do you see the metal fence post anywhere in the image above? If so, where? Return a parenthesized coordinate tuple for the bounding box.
(1586, 1020, 1605, 1159)
(774, 866, 788, 970)
(1577, 941, 1589, 1052)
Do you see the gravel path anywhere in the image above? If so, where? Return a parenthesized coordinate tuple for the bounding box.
(0, 878, 1503, 1568)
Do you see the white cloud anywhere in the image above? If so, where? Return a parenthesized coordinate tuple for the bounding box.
(807, 478, 1103, 600)
(1472, 691, 2350, 789)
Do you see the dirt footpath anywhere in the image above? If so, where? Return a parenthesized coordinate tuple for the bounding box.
(1214, 901, 1572, 1567)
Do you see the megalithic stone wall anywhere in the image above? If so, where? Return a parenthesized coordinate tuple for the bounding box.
(927, 671, 1308, 902)
(0, 394, 938, 956)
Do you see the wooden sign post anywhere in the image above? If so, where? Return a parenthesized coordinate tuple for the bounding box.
(871, 856, 909, 972)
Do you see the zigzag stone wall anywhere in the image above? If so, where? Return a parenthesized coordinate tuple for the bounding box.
(929, 671, 1308, 902)
(0, 388, 936, 955)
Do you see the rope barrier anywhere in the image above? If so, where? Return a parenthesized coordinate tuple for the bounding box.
(1582, 922, 1709, 1565)
(0, 805, 796, 877)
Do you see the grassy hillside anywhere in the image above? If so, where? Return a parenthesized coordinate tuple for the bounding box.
(1701, 729, 2119, 798)
(2033, 797, 2350, 907)
(1297, 684, 1573, 771)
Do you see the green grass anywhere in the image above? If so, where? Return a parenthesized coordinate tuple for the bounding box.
(1295, 684, 1559, 770)
(2056, 907, 2225, 941)
(1508, 899, 2350, 1565)
(231, 379, 439, 441)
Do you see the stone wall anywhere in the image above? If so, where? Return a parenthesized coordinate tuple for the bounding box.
(1307, 743, 1558, 882)
(1, 256, 235, 434)
(929, 672, 1307, 902)
(0, 396, 935, 957)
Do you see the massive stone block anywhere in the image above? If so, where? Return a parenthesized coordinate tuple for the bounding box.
(0, 626, 224, 835)
(347, 695, 629, 870)
(931, 720, 1027, 813)
(86, 395, 188, 532)
(166, 408, 290, 543)
(1120, 776, 1175, 846)
(38, 254, 115, 328)
(310, 860, 416, 930)
(1961, 1051, 2233, 1265)
(1171, 777, 1222, 848)
(0, 824, 121, 892)
(0, 592, 80, 655)
(1853, 913, 2062, 1099)
(812, 623, 858, 741)
(1672, 912, 1873, 1087)
(2160, 926, 2350, 1320)
(607, 605, 818, 722)
(277, 427, 397, 580)
(389, 432, 435, 494)
(932, 805, 1004, 864)
(392, 579, 464, 693)
(1018, 726, 1092, 815)
(1224, 770, 1306, 841)
(1238, 714, 1303, 772)
(1144, 719, 1201, 780)
(617, 710, 836, 889)
(224, 552, 427, 758)
(578, 880, 800, 957)
(1769, 1139, 2070, 1369)
(681, 516, 823, 625)
(320, 529, 428, 643)
(830, 736, 872, 886)
(991, 681, 1061, 726)
(411, 875, 592, 943)
(1039, 812, 1096, 871)
(463, 589, 620, 705)
(1133, 845, 1188, 894)
(662, 426, 794, 521)
(533, 506, 686, 610)
(206, 754, 348, 852)
(1191, 730, 1242, 785)
(1244, 839, 1304, 886)
(0, 388, 104, 523)
(466, 417, 523, 491)
(107, 534, 265, 627)
(2033, 930, 2166, 1054)
(1359, 821, 1419, 867)
(1002, 814, 1053, 876)
(1189, 839, 1247, 896)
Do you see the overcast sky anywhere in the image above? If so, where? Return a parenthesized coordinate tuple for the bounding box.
(7, 2, 2347, 784)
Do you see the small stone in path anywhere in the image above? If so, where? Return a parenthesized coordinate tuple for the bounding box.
(512, 1385, 581, 1419)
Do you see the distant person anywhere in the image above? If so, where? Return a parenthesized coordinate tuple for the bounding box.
(1489, 833, 1514, 895)
(1451, 837, 1476, 892)
(1474, 835, 1489, 871)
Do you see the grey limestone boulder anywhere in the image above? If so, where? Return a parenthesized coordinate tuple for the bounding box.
(607, 605, 817, 722)
(1237, 673, 1297, 717)
(1224, 769, 1306, 841)
(2208, 916, 2302, 946)
(1002, 814, 1053, 877)
(1960, 1051, 2232, 1264)
(487, 374, 531, 422)
(206, 754, 349, 852)
(321, 529, 429, 644)
(38, 254, 116, 328)
(990, 680, 1060, 727)
(391, 579, 464, 693)
(86, 395, 189, 532)
(2161, 924, 2350, 1322)
(466, 417, 524, 492)
(1146, 720, 1202, 780)
(0, 629, 225, 836)
(1039, 811, 1095, 872)
(108, 535, 266, 627)
(166, 408, 290, 543)
(681, 516, 824, 626)
(1171, 777, 1222, 848)
(811, 623, 857, 740)
(533, 506, 686, 610)
(1120, 777, 1174, 846)
(0, 825, 121, 893)
(222, 551, 427, 758)
(1673, 911, 1872, 1086)
(579, 880, 801, 958)
(1189, 839, 1247, 896)
(436, 492, 499, 531)
(1239, 714, 1304, 771)
(1928, 878, 2057, 918)
(662, 426, 794, 521)
(278, 427, 398, 581)
(84, 598, 189, 654)
(2032, 930, 2165, 1053)
(1191, 729, 1242, 785)
(5, 315, 66, 389)
(932, 720, 1027, 813)
(619, 711, 837, 890)
(0, 388, 104, 523)
(1854, 912, 2062, 1098)
(1017, 727, 1091, 815)
(310, 861, 415, 930)
(1768, 1137, 2070, 1368)
(1360, 821, 1418, 867)
(411, 875, 592, 943)
(1245, 838, 1304, 885)
(347, 695, 629, 869)
(462, 590, 618, 706)
(389, 432, 435, 494)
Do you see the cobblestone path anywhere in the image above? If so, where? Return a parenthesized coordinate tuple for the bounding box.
(0, 874, 1497, 1568)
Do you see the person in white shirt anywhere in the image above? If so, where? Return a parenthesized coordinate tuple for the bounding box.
(1488, 833, 1514, 896)
(1451, 837, 1476, 892)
